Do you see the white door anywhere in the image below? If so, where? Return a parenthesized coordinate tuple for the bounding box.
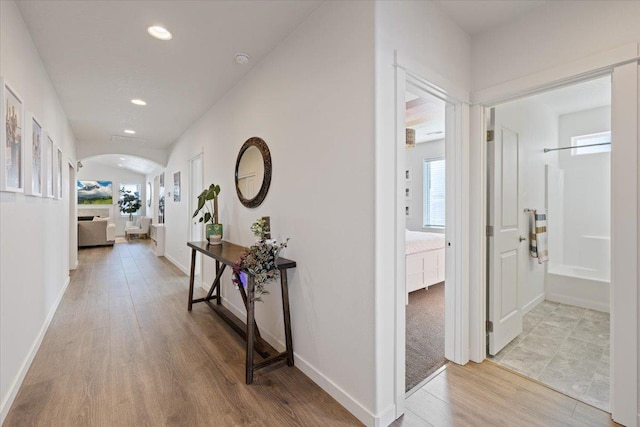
(488, 109, 523, 355)
(190, 153, 204, 281)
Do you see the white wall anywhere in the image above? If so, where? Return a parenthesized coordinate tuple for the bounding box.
(471, 1, 640, 92)
(404, 140, 445, 232)
(77, 159, 147, 236)
(375, 1, 471, 423)
(558, 106, 611, 273)
(494, 97, 558, 313)
(160, 2, 377, 424)
(0, 1, 77, 422)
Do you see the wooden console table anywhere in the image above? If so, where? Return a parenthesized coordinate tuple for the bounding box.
(186, 241, 296, 384)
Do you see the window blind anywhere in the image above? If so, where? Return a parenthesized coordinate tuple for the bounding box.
(423, 158, 445, 227)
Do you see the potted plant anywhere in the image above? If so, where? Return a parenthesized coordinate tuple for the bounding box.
(192, 183, 223, 245)
(233, 218, 289, 301)
(118, 188, 142, 221)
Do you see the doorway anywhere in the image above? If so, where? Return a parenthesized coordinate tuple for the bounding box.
(486, 76, 612, 411)
(404, 84, 448, 393)
(392, 66, 468, 416)
(189, 153, 204, 284)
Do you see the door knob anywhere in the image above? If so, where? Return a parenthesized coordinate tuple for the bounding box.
(519, 235, 527, 242)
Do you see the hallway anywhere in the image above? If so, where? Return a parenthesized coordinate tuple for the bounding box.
(4, 241, 359, 426)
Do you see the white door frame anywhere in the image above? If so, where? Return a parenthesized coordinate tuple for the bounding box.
(469, 44, 639, 427)
(68, 159, 77, 270)
(393, 63, 470, 417)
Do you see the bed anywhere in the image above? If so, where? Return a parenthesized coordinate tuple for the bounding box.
(406, 230, 446, 298)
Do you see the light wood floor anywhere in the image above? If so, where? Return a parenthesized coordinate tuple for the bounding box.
(4, 241, 360, 426)
(393, 362, 620, 427)
(5, 241, 621, 427)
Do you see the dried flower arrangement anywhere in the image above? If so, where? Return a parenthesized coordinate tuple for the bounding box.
(233, 218, 289, 301)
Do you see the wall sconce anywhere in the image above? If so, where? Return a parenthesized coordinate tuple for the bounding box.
(406, 128, 416, 149)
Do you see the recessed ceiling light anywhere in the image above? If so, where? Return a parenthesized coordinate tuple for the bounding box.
(124, 129, 136, 134)
(235, 53, 250, 64)
(131, 99, 147, 106)
(148, 26, 172, 41)
(119, 157, 126, 161)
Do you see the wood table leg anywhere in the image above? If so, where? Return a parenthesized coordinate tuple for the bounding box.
(246, 275, 256, 384)
(215, 260, 221, 305)
(187, 248, 197, 311)
(280, 270, 294, 366)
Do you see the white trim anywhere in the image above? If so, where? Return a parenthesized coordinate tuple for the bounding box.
(545, 292, 609, 313)
(0, 275, 71, 425)
(468, 104, 487, 363)
(164, 253, 189, 276)
(220, 296, 382, 427)
(470, 44, 639, 426)
(393, 66, 407, 421)
(610, 61, 638, 427)
(472, 42, 639, 106)
(391, 58, 469, 423)
(522, 293, 546, 315)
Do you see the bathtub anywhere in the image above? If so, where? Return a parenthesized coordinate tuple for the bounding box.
(546, 263, 610, 313)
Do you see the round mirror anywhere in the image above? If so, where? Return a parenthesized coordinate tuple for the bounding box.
(235, 137, 272, 208)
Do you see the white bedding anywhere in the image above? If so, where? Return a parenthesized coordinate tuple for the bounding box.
(405, 230, 445, 255)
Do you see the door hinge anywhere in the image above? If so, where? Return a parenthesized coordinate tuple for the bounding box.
(486, 320, 494, 333)
(486, 225, 494, 237)
(486, 130, 495, 142)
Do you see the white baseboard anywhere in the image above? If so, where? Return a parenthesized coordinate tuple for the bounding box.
(164, 253, 189, 276)
(0, 275, 71, 425)
(70, 259, 78, 270)
(219, 296, 379, 426)
(375, 404, 397, 427)
(545, 292, 610, 313)
(522, 293, 546, 314)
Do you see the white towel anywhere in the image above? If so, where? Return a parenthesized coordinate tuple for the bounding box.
(529, 210, 548, 264)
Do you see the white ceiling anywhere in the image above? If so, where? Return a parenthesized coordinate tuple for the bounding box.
(435, 0, 547, 35)
(16, 0, 322, 152)
(86, 154, 163, 176)
(405, 90, 446, 144)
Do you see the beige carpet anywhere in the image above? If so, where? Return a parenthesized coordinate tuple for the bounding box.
(406, 282, 446, 391)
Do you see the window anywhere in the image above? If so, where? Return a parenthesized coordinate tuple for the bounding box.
(571, 131, 611, 156)
(423, 158, 445, 228)
(119, 183, 141, 216)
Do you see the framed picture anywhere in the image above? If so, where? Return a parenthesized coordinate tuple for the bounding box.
(405, 181, 412, 201)
(55, 147, 63, 199)
(173, 172, 181, 202)
(24, 113, 43, 196)
(45, 133, 54, 198)
(0, 79, 25, 192)
(77, 180, 113, 204)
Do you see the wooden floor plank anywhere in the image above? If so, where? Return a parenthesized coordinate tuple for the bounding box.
(4, 240, 360, 427)
(5, 240, 621, 427)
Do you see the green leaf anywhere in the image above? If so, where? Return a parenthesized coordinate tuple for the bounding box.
(203, 212, 211, 223)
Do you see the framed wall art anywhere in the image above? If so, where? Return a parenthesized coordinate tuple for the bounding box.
(24, 113, 43, 196)
(45, 133, 54, 198)
(0, 79, 24, 192)
(173, 171, 180, 202)
(77, 180, 113, 204)
(56, 146, 63, 199)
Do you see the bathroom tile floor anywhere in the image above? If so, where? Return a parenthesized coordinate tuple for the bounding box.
(490, 300, 610, 412)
